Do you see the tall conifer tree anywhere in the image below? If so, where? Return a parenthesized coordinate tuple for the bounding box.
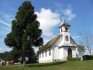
(4, 1, 43, 63)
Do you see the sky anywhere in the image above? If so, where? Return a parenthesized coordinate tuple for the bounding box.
(0, 0, 93, 54)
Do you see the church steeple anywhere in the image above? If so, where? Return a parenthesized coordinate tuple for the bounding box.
(59, 15, 65, 27)
(59, 16, 71, 45)
(59, 16, 70, 35)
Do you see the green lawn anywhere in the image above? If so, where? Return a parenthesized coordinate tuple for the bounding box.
(0, 60, 93, 70)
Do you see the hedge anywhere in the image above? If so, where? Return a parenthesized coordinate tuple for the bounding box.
(83, 55, 93, 60)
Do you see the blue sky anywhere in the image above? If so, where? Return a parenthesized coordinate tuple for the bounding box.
(0, 0, 93, 53)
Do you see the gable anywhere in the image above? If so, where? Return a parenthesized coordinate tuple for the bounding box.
(70, 36, 77, 46)
(39, 35, 61, 52)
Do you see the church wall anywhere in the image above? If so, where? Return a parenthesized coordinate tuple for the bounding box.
(53, 46, 60, 61)
(61, 32, 70, 45)
(63, 47, 68, 60)
(58, 47, 78, 61)
(39, 47, 53, 63)
(59, 48, 64, 60)
(72, 48, 79, 58)
(73, 47, 77, 57)
(63, 47, 77, 58)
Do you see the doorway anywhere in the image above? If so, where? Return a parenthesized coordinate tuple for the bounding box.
(68, 48, 72, 58)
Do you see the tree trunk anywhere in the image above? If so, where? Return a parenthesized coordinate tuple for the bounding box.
(22, 55, 25, 67)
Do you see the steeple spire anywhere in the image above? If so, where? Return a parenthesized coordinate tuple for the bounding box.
(59, 15, 71, 34)
(60, 15, 65, 26)
(59, 15, 70, 28)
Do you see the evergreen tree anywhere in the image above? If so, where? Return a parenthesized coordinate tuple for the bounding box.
(0, 51, 12, 61)
(4, 1, 43, 63)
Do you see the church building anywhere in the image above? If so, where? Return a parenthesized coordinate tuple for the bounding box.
(38, 17, 79, 63)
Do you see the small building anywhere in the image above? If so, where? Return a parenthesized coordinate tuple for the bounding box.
(38, 17, 79, 63)
(0, 58, 5, 66)
(0, 58, 5, 62)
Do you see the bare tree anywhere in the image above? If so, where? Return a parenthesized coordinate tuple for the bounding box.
(77, 45, 85, 61)
(79, 32, 93, 55)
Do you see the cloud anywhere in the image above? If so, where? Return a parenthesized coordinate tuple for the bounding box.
(35, 8, 61, 37)
(55, 4, 76, 21)
(35, 8, 61, 44)
(0, 12, 12, 35)
(0, 12, 14, 23)
(3, 14, 14, 23)
(35, 7, 76, 45)
(0, 12, 13, 52)
(33, 47, 39, 53)
(0, 20, 11, 28)
(0, 12, 14, 29)
(63, 8, 76, 21)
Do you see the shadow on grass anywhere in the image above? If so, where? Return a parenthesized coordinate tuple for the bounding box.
(26, 61, 66, 67)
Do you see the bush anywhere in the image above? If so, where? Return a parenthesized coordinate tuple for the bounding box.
(67, 58, 80, 61)
(26, 61, 66, 67)
(83, 55, 93, 60)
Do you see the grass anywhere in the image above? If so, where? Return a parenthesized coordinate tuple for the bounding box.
(0, 60, 93, 70)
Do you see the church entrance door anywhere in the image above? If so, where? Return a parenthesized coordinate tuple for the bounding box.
(68, 48, 72, 58)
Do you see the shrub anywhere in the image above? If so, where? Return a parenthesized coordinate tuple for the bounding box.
(83, 55, 93, 60)
(67, 58, 80, 61)
(26, 61, 66, 67)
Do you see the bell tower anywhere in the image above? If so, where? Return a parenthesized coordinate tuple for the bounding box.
(59, 16, 70, 35)
(59, 16, 71, 45)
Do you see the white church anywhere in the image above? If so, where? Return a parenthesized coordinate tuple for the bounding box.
(38, 17, 79, 63)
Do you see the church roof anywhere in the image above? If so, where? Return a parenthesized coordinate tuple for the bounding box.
(45, 35, 61, 47)
(59, 17, 70, 28)
(38, 35, 77, 52)
(39, 35, 61, 52)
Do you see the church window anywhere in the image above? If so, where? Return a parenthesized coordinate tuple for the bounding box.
(49, 49, 51, 56)
(61, 28, 62, 32)
(65, 27, 68, 32)
(65, 35, 69, 41)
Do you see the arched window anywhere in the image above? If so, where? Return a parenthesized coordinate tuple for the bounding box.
(61, 28, 62, 32)
(65, 35, 69, 41)
(65, 27, 68, 32)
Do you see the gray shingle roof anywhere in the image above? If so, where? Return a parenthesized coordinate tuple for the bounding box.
(39, 35, 61, 52)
